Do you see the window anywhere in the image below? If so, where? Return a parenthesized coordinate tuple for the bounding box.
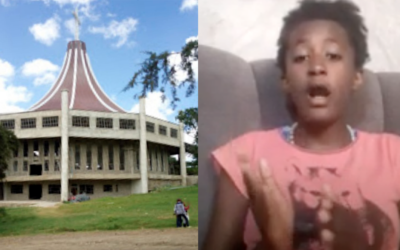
(21, 118, 36, 129)
(97, 146, 103, 170)
(44, 160, 49, 171)
(13, 147, 18, 157)
(11, 185, 23, 194)
(170, 128, 178, 138)
(33, 141, 39, 157)
(72, 116, 90, 127)
(54, 140, 60, 157)
(146, 122, 155, 133)
(159, 125, 167, 136)
(23, 161, 28, 171)
(86, 145, 92, 170)
(96, 118, 113, 129)
(116, 184, 118, 192)
(161, 152, 165, 172)
(148, 150, 152, 171)
(42, 116, 58, 127)
(13, 161, 18, 172)
(1, 119, 15, 130)
(136, 150, 139, 170)
(119, 119, 135, 130)
(75, 145, 80, 170)
(44, 141, 49, 157)
(103, 185, 112, 192)
(23, 141, 28, 157)
(109, 145, 114, 170)
(119, 145, 125, 171)
(79, 185, 94, 194)
(155, 150, 158, 171)
(54, 160, 60, 171)
(48, 185, 61, 194)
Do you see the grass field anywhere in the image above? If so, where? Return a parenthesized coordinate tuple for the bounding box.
(0, 185, 198, 237)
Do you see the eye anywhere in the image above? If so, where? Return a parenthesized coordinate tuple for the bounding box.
(293, 55, 308, 63)
(326, 52, 342, 61)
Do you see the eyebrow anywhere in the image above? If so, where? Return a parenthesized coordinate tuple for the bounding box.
(292, 36, 340, 47)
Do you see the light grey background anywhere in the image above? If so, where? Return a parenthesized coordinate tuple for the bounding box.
(200, 0, 400, 72)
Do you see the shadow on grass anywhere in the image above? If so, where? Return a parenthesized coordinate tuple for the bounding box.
(0, 208, 5, 217)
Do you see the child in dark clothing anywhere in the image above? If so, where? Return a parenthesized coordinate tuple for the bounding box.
(174, 199, 189, 228)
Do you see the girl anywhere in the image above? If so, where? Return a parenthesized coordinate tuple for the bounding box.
(202, 1, 400, 250)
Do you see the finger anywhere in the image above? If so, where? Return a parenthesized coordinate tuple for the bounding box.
(259, 159, 278, 194)
(318, 184, 334, 224)
(237, 152, 260, 198)
(319, 184, 335, 250)
(320, 229, 335, 250)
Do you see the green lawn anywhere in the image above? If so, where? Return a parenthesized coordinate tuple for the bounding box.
(0, 185, 198, 237)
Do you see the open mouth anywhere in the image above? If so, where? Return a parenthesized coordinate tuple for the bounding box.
(307, 85, 331, 98)
(306, 85, 331, 107)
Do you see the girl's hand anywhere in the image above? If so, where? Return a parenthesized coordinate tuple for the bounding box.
(238, 155, 294, 250)
(238, 155, 337, 250)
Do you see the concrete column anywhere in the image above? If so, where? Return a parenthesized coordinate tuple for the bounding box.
(139, 97, 148, 193)
(61, 90, 69, 202)
(179, 123, 187, 186)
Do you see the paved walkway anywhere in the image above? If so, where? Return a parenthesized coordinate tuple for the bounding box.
(0, 201, 59, 208)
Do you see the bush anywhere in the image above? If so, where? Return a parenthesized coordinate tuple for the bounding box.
(187, 167, 198, 176)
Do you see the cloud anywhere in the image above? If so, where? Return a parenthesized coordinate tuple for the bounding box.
(107, 13, 116, 18)
(21, 59, 60, 86)
(0, 59, 15, 78)
(130, 92, 174, 121)
(64, 18, 76, 37)
(180, 0, 197, 11)
(168, 36, 198, 84)
(1, 0, 10, 6)
(35, 0, 99, 21)
(0, 59, 32, 113)
(88, 17, 138, 48)
(37, 0, 93, 6)
(184, 127, 196, 144)
(29, 16, 61, 46)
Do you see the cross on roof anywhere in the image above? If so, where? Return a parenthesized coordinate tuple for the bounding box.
(73, 8, 81, 41)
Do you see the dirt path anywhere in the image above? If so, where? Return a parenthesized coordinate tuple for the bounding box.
(0, 228, 198, 250)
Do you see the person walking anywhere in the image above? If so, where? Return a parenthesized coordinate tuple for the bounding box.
(174, 198, 189, 227)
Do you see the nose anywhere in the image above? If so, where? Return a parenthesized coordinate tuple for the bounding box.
(308, 56, 327, 76)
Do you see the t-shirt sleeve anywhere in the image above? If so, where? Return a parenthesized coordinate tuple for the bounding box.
(211, 132, 257, 199)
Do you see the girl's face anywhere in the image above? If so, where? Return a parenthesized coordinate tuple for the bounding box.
(282, 20, 363, 126)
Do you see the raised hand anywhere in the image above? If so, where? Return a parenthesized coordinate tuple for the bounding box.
(238, 154, 293, 250)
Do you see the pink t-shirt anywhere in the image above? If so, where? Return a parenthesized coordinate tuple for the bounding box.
(212, 129, 400, 250)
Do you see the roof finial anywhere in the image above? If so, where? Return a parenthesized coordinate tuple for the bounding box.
(72, 7, 81, 41)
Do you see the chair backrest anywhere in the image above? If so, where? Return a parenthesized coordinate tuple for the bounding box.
(198, 44, 400, 248)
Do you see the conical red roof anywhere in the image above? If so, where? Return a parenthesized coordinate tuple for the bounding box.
(29, 41, 125, 113)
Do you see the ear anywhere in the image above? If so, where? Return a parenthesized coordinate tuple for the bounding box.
(352, 70, 363, 91)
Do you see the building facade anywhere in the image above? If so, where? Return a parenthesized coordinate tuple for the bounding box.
(0, 40, 187, 202)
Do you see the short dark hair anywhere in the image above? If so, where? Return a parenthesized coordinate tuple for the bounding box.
(276, 0, 369, 73)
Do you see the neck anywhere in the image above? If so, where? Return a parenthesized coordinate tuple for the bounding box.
(293, 119, 351, 151)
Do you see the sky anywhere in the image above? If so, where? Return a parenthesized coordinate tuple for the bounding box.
(0, 0, 198, 144)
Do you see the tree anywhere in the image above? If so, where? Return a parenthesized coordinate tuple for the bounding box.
(123, 39, 198, 108)
(176, 107, 198, 165)
(0, 125, 18, 179)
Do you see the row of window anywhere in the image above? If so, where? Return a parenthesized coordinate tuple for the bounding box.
(1, 117, 179, 138)
(12, 141, 167, 173)
(12, 160, 60, 172)
(16, 140, 61, 158)
(74, 144, 126, 171)
(1, 117, 59, 130)
(10, 184, 115, 194)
